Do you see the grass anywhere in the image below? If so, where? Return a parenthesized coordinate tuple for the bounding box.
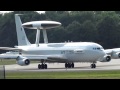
(0, 59, 16, 65)
(5, 70, 120, 79)
(1, 60, 120, 79)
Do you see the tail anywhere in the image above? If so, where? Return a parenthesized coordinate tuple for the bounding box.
(15, 14, 31, 46)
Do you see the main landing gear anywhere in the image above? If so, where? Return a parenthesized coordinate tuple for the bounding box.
(90, 63, 96, 68)
(38, 63, 47, 69)
(38, 60, 48, 69)
(65, 63, 74, 68)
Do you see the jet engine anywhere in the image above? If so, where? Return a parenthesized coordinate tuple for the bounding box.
(100, 55, 111, 62)
(111, 52, 120, 59)
(16, 56, 30, 66)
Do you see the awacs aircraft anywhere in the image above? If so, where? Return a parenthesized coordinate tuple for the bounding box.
(0, 14, 111, 69)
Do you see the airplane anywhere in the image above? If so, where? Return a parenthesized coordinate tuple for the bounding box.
(0, 14, 111, 69)
(22, 17, 120, 61)
(104, 48, 120, 59)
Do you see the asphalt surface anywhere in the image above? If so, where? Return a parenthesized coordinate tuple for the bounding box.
(4, 59, 120, 72)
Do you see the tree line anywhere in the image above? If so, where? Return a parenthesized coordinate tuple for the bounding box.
(0, 11, 120, 53)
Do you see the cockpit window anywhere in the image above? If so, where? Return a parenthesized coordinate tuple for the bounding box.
(97, 48, 100, 50)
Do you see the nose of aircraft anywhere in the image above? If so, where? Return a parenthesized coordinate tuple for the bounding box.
(96, 49, 106, 58)
(101, 50, 106, 57)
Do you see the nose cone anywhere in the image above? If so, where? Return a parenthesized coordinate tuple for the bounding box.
(94, 49, 106, 60)
(104, 52, 106, 55)
(100, 50, 106, 56)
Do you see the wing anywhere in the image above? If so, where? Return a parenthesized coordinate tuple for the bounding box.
(0, 47, 22, 51)
(25, 55, 68, 62)
(104, 48, 120, 59)
(104, 49, 113, 55)
(0, 54, 68, 63)
(105, 48, 120, 55)
(0, 47, 68, 62)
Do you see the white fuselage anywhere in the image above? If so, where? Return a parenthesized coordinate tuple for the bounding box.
(16, 42, 106, 62)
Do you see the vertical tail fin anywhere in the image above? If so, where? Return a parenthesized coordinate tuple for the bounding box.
(15, 14, 31, 46)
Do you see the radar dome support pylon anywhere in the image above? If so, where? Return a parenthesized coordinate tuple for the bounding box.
(35, 29, 48, 47)
(35, 29, 40, 47)
(43, 29, 48, 44)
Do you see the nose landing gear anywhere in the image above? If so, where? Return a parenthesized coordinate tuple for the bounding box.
(90, 63, 96, 68)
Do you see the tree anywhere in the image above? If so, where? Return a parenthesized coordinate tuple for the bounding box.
(1, 11, 120, 54)
(97, 12, 120, 49)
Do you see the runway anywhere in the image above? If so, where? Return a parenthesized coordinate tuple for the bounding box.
(5, 59, 120, 72)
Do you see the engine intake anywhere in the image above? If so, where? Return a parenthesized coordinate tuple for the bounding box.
(16, 56, 30, 66)
(100, 55, 111, 62)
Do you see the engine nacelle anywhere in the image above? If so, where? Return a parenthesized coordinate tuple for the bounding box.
(111, 52, 120, 59)
(100, 55, 111, 62)
(16, 56, 30, 66)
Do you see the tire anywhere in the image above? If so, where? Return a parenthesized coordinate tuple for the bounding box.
(65, 63, 68, 68)
(68, 63, 71, 68)
(45, 64, 47, 69)
(91, 64, 93, 68)
(38, 64, 41, 69)
(93, 64, 96, 68)
(71, 63, 74, 68)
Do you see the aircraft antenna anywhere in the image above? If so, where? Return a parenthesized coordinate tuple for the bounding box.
(35, 29, 40, 47)
(42, 29, 48, 44)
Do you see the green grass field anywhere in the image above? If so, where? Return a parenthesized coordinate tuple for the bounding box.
(0, 60, 16, 65)
(5, 70, 120, 79)
(1, 60, 120, 79)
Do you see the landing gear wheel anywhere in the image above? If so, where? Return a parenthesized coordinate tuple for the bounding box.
(38, 64, 41, 69)
(65, 63, 68, 68)
(93, 64, 96, 68)
(65, 63, 74, 68)
(91, 64, 96, 68)
(71, 63, 74, 68)
(68, 63, 71, 68)
(42, 64, 44, 69)
(44, 64, 47, 69)
(38, 64, 48, 69)
(90, 64, 93, 68)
